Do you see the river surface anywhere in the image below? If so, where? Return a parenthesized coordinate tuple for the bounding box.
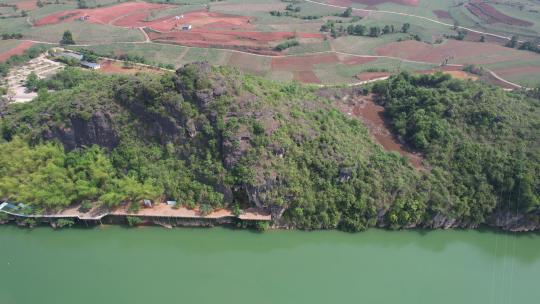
(1, 226, 539, 304)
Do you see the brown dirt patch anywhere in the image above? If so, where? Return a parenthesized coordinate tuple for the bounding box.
(433, 10, 451, 19)
(337, 95, 424, 169)
(293, 70, 321, 83)
(340, 55, 377, 65)
(0, 41, 34, 62)
(465, 31, 509, 45)
(34, 2, 169, 27)
(15, 0, 37, 11)
(116, 10, 254, 32)
(466, 0, 532, 27)
(375, 40, 538, 65)
(271, 53, 339, 71)
(148, 29, 322, 54)
(492, 65, 540, 79)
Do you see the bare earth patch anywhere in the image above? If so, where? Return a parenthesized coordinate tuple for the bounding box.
(375, 40, 538, 65)
(336, 94, 425, 169)
(271, 53, 339, 71)
(433, 10, 452, 19)
(0, 41, 34, 62)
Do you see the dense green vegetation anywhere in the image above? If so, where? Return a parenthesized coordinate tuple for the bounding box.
(0, 64, 538, 231)
(372, 73, 539, 222)
(274, 39, 299, 51)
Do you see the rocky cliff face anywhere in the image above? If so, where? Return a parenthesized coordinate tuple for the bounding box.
(46, 111, 119, 151)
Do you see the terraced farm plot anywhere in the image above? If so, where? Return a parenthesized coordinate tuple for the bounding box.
(23, 22, 145, 44)
(375, 39, 540, 65)
(70, 43, 191, 67)
(0, 40, 34, 62)
(227, 52, 271, 76)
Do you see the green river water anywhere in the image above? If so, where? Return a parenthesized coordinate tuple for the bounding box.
(1, 226, 539, 304)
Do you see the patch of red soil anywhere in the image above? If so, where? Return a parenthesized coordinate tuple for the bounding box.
(340, 55, 377, 65)
(375, 39, 537, 65)
(271, 53, 339, 71)
(0, 41, 34, 62)
(16, 0, 37, 11)
(115, 10, 254, 32)
(328, 0, 418, 6)
(465, 31, 509, 45)
(149, 30, 322, 54)
(355, 71, 390, 81)
(433, 10, 451, 19)
(337, 95, 424, 169)
(493, 65, 540, 79)
(34, 2, 169, 26)
(293, 71, 321, 83)
(466, 0, 532, 27)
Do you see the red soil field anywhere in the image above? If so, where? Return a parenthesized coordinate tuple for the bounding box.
(115, 10, 254, 32)
(293, 71, 321, 83)
(271, 54, 339, 71)
(0, 41, 34, 62)
(466, 31, 509, 45)
(15, 0, 37, 11)
(433, 10, 451, 19)
(336, 96, 424, 169)
(493, 65, 540, 79)
(328, 0, 418, 7)
(465, 0, 532, 27)
(375, 40, 537, 65)
(34, 2, 169, 26)
(149, 30, 323, 53)
(340, 56, 377, 65)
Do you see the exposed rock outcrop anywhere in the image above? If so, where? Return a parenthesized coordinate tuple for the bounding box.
(49, 111, 119, 151)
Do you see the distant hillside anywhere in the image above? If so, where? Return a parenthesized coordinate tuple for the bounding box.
(0, 63, 538, 231)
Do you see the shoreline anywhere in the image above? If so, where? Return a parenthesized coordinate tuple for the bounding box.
(0, 201, 272, 230)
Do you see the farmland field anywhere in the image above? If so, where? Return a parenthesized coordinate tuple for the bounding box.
(0, 0, 539, 87)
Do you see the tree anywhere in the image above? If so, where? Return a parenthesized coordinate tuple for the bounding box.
(82, 53, 98, 63)
(506, 35, 519, 48)
(60, 30, 75, 45)
(456, 30, 467, 41)
(480, 35, 485, 42)
(354, 24, 366, 36)
(25, 72, 39, 92)
(369, 26, 381, 37)
(77, 0, 88, 9)
(342, 7, 353, 18)
(401, 23, 410, 33)
(383, 25, 391, 34)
